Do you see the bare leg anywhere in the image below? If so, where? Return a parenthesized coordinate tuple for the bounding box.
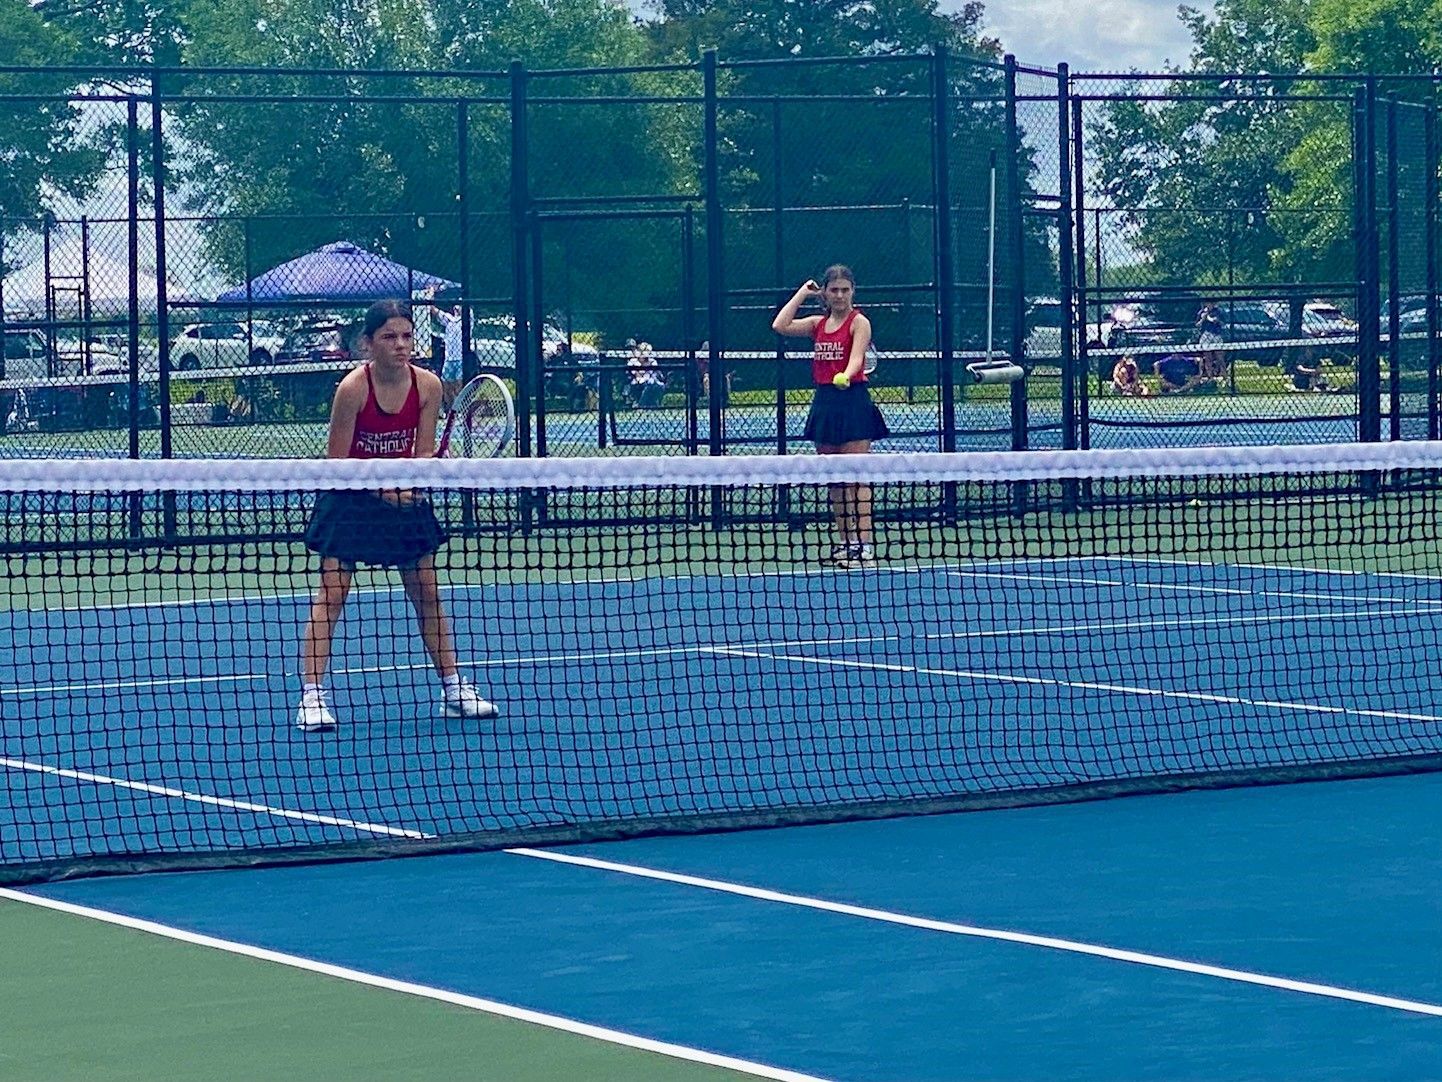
(300, 559, 353, 686)
(401, 555, 459, 678)
(818, 443, 852, 549)
(835, 439, 873, 545)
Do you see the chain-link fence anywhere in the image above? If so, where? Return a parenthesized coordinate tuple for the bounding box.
(3, 59, 1440, 458)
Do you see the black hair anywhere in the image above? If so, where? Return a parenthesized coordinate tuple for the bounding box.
(361, 299, 413, 338)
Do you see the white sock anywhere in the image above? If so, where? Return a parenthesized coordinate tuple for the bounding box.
(442, 673, 463, 695)
(302, 682, 324, 697)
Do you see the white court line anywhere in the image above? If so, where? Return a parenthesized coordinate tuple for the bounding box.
(0, 889, 828, 1082)
(17, 559, 1037, 616)
(506, 849, 1442, 1019)
(949, 570, 1442, 606)
(1095, 555, 1442, 582)
(3, 606, 1436, 699)
(714, 649, 1442, 725)
(4, 755, 1440, 1023)
(0, 757, 428, 839)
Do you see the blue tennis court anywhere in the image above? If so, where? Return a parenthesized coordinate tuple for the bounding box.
(6, 553, 1442, 866)
(3, 447, 1442, 1079)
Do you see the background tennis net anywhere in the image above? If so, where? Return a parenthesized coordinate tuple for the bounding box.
(3, 443, 1442, 884)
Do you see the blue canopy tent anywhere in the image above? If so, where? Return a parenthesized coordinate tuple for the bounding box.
(215, 240, 458, 303)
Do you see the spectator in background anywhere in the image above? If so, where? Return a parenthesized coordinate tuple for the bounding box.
(1155, 352, 1202, 395)
(626, 339, 665, 408)
(694, 340, 731, 406)
(1195, 301, 1226, 383)
(425, 287, 465, 410)
(1111, 355, 1150, 396)
(1285, 353, 1335, 393)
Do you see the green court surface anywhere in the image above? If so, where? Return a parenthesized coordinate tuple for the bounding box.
(0, 898, 755, 1082)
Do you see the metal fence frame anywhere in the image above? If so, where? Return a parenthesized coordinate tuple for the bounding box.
(3, 57, 1442, 457)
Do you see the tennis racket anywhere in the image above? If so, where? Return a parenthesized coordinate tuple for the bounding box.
(437, 373, 515, 458)
(863, 342, 878, 376)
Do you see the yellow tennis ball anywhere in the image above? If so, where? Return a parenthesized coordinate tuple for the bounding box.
(832, 372, 851, 389)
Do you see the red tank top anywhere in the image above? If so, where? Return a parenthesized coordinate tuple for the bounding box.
(349, 364, 421, 459)
(811, 308, 865, 385)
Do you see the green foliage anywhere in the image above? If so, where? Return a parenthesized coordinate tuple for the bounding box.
(1091, 0, 1331, 290)
(0, 0, 106, 239)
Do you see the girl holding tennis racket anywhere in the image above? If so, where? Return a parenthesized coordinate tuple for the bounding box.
(772, 264, 889, 568)
(296, 298, 498, 732)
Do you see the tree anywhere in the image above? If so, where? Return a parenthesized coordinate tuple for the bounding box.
(639, 0, 1007, 349)
(1089, 0, 1322, 292)
(0, 0, 106, 260)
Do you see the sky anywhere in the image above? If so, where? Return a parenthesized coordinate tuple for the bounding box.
(950, 0, 1208, 73)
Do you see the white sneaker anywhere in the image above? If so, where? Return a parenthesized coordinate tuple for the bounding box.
(443, 681, 499, 720)
(295, 688, 337, 732)
(836, 544, 876, 569)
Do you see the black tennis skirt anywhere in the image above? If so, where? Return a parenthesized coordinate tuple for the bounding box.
(304, 490, 447, 567)
(803, 383, 891, 447)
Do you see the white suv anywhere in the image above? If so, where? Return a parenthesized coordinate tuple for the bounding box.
(469, 316, 599, 368)
(168, 321, 286, 370)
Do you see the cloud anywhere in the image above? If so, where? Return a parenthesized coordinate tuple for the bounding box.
(959, 0, 1210, 73)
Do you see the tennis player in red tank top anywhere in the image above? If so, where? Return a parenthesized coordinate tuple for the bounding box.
(295, 299, 497, 732)
(772, 264, 889, 569)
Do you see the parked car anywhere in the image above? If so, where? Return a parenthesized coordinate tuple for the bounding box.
(168, 321, 286, 370)
(1102, 293, 1202, 349)
(1380, 293, 1428, 327)
(1, 328, 123, 380)
(1023, 298, 1062, 360)
(276, 322, 356, 366)
(1213, 303, 1291, 365)
(470, 316, 600, 369)
(1298, 301, 1358, 365)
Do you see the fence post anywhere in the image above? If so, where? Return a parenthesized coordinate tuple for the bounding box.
(1004, 56, 1027, 455)
(509, 60, 532, 459)
(771, 97, 786, 456)
(1427, 104, 1439, 440)
(1355, 79, 1382, 444)
(1071, 94, 1090, 451)
(1386, 95, 1401, 441)
(931, 44, 956, 455)
(682, 204, 699, 455)
(126, 97, 141, 468)
(1056, 64, 1076, 454)
(149, 82, 170, 461)
(703, 49, 726, 462)
(457, 98, 473, 384)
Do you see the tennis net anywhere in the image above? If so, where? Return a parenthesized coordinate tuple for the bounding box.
(4, 443, 1442, 884)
